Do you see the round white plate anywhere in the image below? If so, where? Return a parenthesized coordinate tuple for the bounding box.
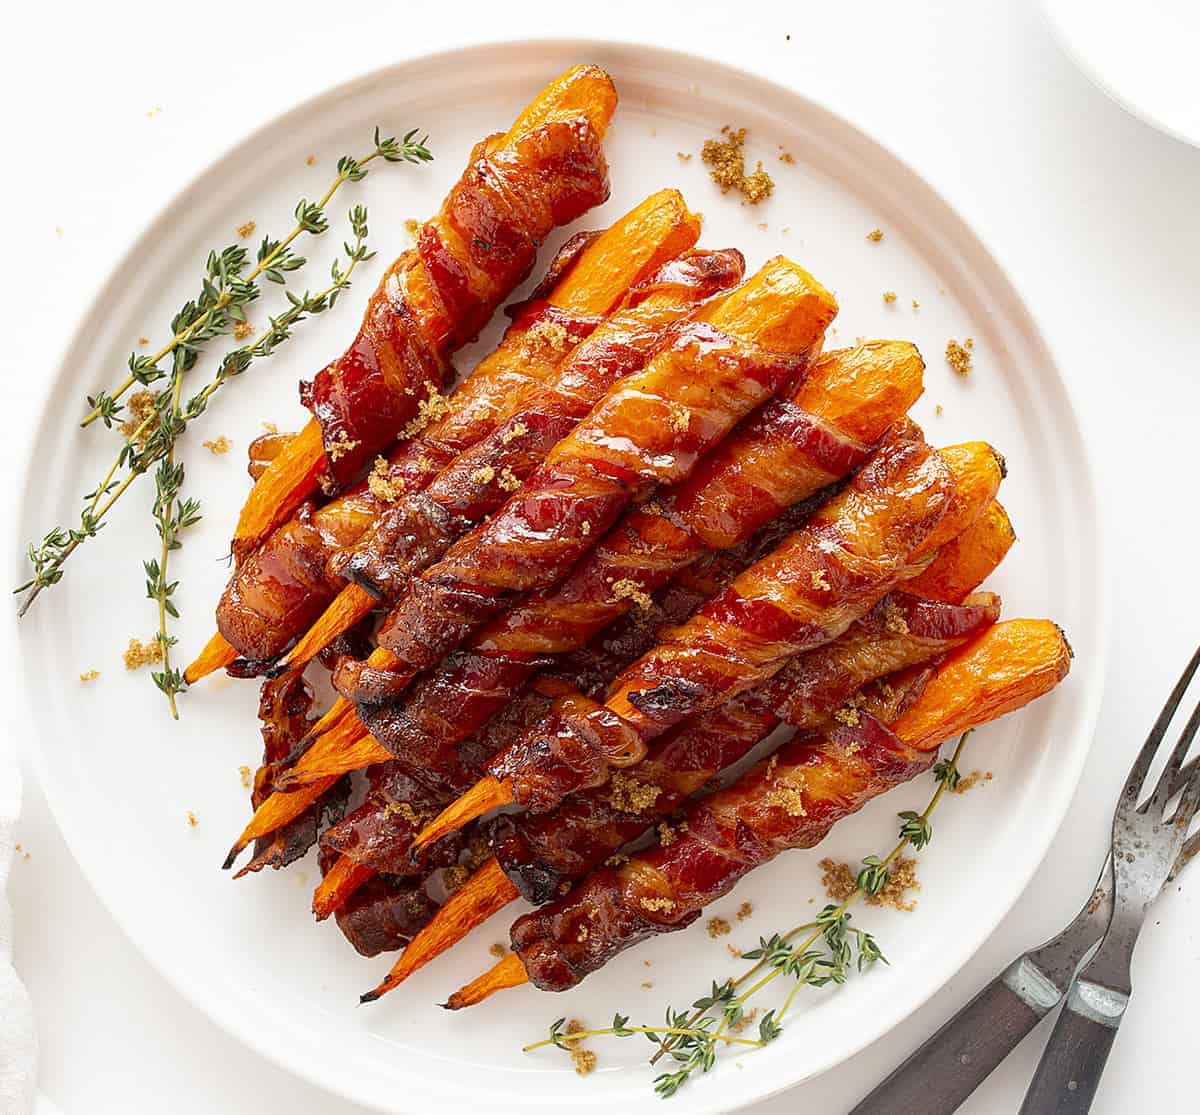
(14, 40, 1105, 1115)
(1045, 0, 1200, 148)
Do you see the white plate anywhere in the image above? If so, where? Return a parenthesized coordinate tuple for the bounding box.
(14, 40, 1105, 1115)
(1045, 0, 1200, 148)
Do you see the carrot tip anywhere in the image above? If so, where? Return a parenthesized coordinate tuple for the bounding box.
(184, 631, 238, 684)
(360, 990, 382, 1005)
(413, 777, 513, 852)
(222, 845, 244, 871)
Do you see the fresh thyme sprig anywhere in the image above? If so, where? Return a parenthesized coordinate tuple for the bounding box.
(16, 207, 377, 621)
(80, 128, 431, 429)
(524, 731, 973, 1098)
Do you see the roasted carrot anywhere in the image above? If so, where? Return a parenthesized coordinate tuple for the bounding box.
(312, 857, 376, 921)
(443, 617, 1071, 1005)
(191, 189, 703, 679)
(230, 65, 617, 560)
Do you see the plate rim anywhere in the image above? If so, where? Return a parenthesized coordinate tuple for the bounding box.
(13, 34, 1110, 1114)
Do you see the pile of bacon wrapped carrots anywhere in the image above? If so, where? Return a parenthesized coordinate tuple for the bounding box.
(187, 63, 1071, 1010)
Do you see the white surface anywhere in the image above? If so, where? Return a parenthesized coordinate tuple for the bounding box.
(1, 1, 1197, 1113)
(8, 38, 1105, 1115)
(1045, 0, 1200, 148)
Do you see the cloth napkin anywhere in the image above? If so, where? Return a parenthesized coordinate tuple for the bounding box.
(0, 731, 36, 1115)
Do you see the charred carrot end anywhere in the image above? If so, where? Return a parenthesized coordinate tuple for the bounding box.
(798, 341, 926, 446)
(915, 441, 1005, 560)
(906, 501, 1015, 604)
(222, 776, 337, 870)
(504, 64, 618, 143)
(232, 419, 326, 561)
(278, 584, 377, 673)
(551, 189, 701, 316)
(312, 856, 376, 921)
(275, 724, 389, 790)
(895, 618, 1072, 753)
(184, 631, 237, 684)
(364, 857, 521, 1001)
(441, 952, 529, 1010)
(413, 777, 515, 854)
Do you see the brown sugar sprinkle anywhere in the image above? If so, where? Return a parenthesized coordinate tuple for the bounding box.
(912, 299, 921, 309)
(563, 1020, 596, 1074)
(640, 895, 677, 913)
(79, 669, 100, 683)
(232, 320, 254, 341)
(120, 390, 160, 447)
(238, 765, 253, 789)
(522, 317, 572, 355)
(676, 151, 692, 162)
(610, 578, 654, 612)
(499, 421, 528, 446)
(608, 770, 660, 813)
(489, 942, 508, 959)
(317, 472, 338, 497)
(946, 339, 973, 376)
(471, 465, 496, 485)
(727, 944, 743, 959)
(138, 336, 150, 346)
(820, 855, 921, 911)
(641, 980, 654, 989)
(657, 820, 687, 847)
(123, 637, 163, 670)
(442, 864, 470, 891)
(367, 457, 407, 502)
(261, 421, 278, 435)
(884, 600, 910, 635)
(882, 291, 897, 304)
(706, 916, 731, 938)
(605, 852, 629, 868)
(778, 147, 795, 164)
(866, 228, 884, 242)
(383, 801, 423, 825)
(953, 769, 994, 794)
(667, 402, 691, 433)
(935, 404, 944, 417)
(325, 430, 360, 462)
(701, 126, 774, 205)
(832, 705, 860, 727)
(236, 220, 256, 239)
(186, 810, 199, 828)
(306, 154, 317, 166)
(581, 520, 591, 536)
(811, 569, 830, 592)
(497, 466, 521, 492)
(202, 436, 232, 455)
(403, 218, 421, 242)
(397, 385, 452, 440)
(736, 901, 754, 921)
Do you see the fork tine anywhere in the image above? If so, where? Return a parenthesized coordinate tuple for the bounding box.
(1171, 829, 1200, 881)
(1120, 645, 1200, 813)
(1150, 695, 1200, 812)
(1168, 729, 1200, 829)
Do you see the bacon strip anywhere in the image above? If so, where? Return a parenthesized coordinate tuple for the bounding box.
(476, 619, 1072, 996)
(233, 65, 617, 559)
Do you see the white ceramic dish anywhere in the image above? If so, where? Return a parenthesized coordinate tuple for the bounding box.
(1045, 0, 1200, 148)
(14, 40, 1105, 1114)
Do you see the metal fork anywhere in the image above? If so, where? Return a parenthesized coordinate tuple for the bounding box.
(1020, 645, 1200, 1112)
(851, 646, 1200, 1115)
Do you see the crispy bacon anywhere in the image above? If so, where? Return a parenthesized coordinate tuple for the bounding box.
(332, 248, 747, 607)
(488, 437, 957, 813)
(304, 116, 612, 490)
(492, 591, 999, 903)
(508, 619, 1071, 992)
(214, 237, 612, 665)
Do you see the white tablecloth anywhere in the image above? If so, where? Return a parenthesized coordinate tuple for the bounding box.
(3, 1, 1198, 1112)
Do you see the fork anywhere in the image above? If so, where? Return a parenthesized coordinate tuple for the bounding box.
(1019, 644, 1200, 1113)
(850, 646, 1200, 1115)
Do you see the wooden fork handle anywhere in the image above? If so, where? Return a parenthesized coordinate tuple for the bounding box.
(851, 960, 1053, 1114)
(1019, 978, 1124, 1114)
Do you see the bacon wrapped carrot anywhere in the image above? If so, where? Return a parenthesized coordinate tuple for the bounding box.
(231, 65, 617, 561)
(413, 437, 1003, 846)
(446, 618, 1071, 1003)
(284, 245, 744, 678)
(357, 500, 1011, 995)
(190, 189, 703, 677)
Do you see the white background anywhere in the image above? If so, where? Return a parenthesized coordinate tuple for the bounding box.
(1, 1, 1197, 1113)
